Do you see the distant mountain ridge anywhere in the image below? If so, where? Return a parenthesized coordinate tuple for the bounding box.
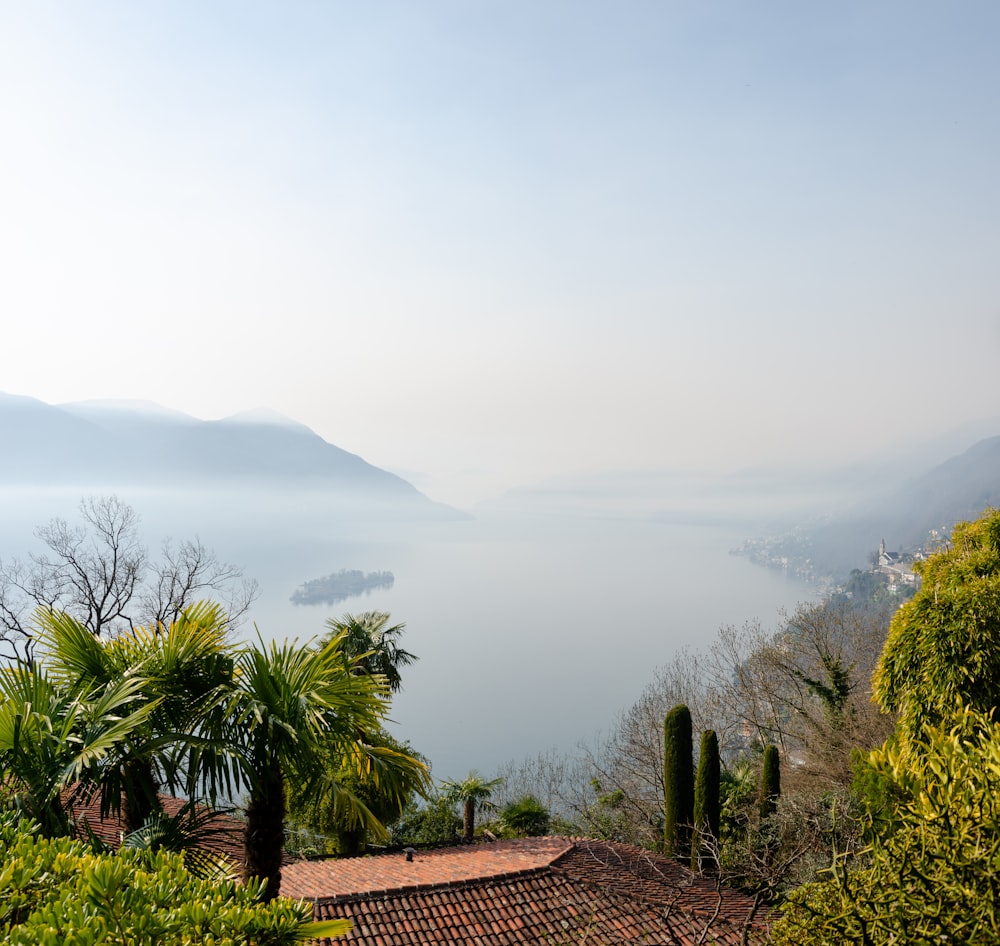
(749, 433, 1000, 578)
(890, 435, 1000, 541)
(0, 393, 460, 517)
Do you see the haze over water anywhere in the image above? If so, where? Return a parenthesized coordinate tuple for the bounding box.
(0, 487, 811, 781)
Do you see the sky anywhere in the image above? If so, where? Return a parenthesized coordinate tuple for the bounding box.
(2, 1, 999, 507)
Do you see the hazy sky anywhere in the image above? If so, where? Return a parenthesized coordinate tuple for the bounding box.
(2, 2, 999, 506)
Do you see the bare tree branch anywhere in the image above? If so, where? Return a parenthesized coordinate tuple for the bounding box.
(0, 495, 258, 659)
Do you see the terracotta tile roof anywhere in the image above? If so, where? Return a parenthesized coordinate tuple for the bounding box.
(282, 838, 769, 945)
(282, 838, 574, 900)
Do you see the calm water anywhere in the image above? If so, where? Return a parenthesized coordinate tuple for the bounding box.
(0, 488, 812, 780)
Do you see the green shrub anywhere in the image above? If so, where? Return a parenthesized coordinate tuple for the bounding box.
(498, 795, 550, 837)
(772, 709, 1000, 945)
(0, 811, 347, 945)
(389, 792, 461, 847)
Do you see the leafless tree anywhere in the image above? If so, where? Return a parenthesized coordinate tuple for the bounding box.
(140, 536, 259, 630)
(706, 598, 896, 791)
(0, 495, 258, 663)
(577, 647, 737, 848)
(531, 596, 895, 865)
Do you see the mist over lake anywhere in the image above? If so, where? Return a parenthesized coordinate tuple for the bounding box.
(0, 485, 811, 781)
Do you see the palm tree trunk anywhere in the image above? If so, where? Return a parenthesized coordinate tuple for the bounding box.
(243, 764, 286, 902)
(463, 798, 475, 842)
(122, 757, 160, 835)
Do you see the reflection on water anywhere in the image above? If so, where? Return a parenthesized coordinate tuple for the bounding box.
(0, 487, 812, 780)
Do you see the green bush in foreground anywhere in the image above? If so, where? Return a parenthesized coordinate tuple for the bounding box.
(0, 812, 348, 945)
(771, 709, 1000, 945)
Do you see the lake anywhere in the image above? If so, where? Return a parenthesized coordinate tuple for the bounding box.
(0, 487, 812, 780)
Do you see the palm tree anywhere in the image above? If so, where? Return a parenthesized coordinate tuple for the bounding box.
(34, 603, 234, 833)
(500, 795, 551, 837)
(443, 772, 502, 842)
(324, 611, 417, 693)
(0, 663, 156, 836)
(288, 728, 431, 856)
(289, 613, 429, 858)
(226, 630, 399, 901)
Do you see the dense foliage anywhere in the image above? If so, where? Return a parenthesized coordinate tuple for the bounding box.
(0, 600, 426, 904)
(773, 509, 1000, 943)
(388, 791, 462, 847)
(285, 614, 428, 856)
(0, 811, 347, 945)
(873, 509, 1000, 737)
(287, 729, 429, 856)
(498, 795, 551, 837)
(772, 709, 1000, 945)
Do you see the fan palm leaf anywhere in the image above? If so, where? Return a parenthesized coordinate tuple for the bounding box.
(324, 611, 417, 693)
(33, 603, 234, 829)
(0, 666, 157, 836)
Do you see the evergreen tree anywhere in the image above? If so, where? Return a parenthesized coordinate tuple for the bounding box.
(500, 795, 551, 837)
(692, 729, 720, 871)
(663, 703, 694, 858)
(759, 744, 781, 821)
(323, 611, 416, 693)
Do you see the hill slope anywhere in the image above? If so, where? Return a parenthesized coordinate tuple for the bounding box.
(763, 434, 1000, 577)
(0, 394, 460, 517)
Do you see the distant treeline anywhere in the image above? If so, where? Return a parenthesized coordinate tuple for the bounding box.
(290, 569, 394, 606)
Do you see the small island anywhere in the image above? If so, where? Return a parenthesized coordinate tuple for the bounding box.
(289, 569, 394, 606)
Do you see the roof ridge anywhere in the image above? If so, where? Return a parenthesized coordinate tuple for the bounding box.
(308, 862, 558, 905)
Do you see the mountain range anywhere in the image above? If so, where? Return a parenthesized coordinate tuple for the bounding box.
(0, 393, 460, 517)
(2, 393, 999, 567)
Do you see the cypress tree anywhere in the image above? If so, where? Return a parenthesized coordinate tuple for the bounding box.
(692, 729, 720, 872)
(759, 744, 781, 821)
(663, 704, 694, 858)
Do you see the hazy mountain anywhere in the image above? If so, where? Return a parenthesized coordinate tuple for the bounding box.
(761, 433, 1000, 577)
(480, 462, 900, 530)
(482, 423, 1000, 579)
(0, 393, 122, 483)
(0, 394, 461, 517)
(856, 434, 1000, 547)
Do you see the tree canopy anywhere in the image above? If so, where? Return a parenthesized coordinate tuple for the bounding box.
(773, 708, 1000, 946)
(873, 507, 1000, 737)
(443, 772, 501, 842)
(323, 611, 417, 693)
(0, 598, 426, 902)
